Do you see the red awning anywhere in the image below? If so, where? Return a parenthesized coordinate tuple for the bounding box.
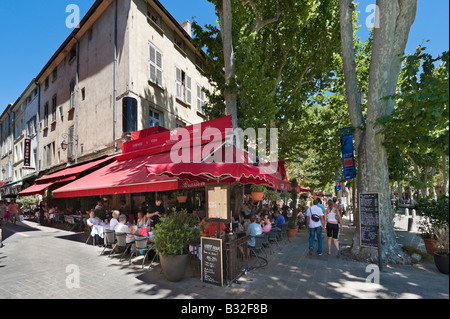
(37, 156, 114, 184)
(52, 154, 181, 198)
(18, 156, 114, 197)
(18, 182, 54, 197)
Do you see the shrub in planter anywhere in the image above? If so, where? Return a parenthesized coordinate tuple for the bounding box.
(153, 209, 200, 282)
(433, 225, 449, 275)
(417, 195, 449, 255)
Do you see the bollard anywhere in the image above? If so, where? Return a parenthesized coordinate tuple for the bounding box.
(408, 217, 414, 232)
(411, 209, 416, 218)
(405, 208, 409, 217)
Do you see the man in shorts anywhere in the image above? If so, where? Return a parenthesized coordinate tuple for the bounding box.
(8, 200, 20, 226)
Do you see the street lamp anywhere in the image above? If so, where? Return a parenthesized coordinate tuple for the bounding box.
(61, 133, 78, 163)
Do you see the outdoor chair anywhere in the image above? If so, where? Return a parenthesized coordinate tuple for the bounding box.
(249, 235, 268, 267)
(262, 231, 273, 255)
(129, 235, 151, 269)
(85, 225, 97, 246)
(280, 224, 290, 242)
(268, 229, 282, 251)
(101, 229, 116, 256)
(111, 232, 133, 261)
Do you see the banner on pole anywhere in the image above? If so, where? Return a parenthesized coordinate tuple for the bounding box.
(340, 128, 356, 180)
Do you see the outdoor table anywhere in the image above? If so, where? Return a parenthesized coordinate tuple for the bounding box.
(92, 223, 110, 239)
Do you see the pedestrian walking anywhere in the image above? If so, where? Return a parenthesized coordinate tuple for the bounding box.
(306, 198, 325, 255)
(8, 200, 20, 226)
(324, 199, 343, 257)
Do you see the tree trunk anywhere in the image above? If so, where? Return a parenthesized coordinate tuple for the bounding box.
(443, 155, 448, 196)
(219, 0, 238, 132)
(340, 0, 417, 264)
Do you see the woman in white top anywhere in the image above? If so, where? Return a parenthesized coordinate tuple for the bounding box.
(324, 199, 343, 257)
(110, 210, 120, 230)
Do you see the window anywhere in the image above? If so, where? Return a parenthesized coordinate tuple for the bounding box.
(149, 109, 162, 128)
(176, 66, 191, 106)
(44, 77, 49, 90)
(149, 43, 163, 86)
(52, 68, 58, 82)
(44, 102, 49, 127)
(147, 7, 161, 27)
(52, 95, 57, 122)
(70, 79, 76, 109)
(197, 84, 205, 113)
(176, 121, 185, 128)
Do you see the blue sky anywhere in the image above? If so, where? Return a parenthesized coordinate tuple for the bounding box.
(0, 0, 448, 115)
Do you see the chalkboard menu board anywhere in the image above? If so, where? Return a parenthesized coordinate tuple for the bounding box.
(359, 193, 380, 248)
(201, 237, 223, 287)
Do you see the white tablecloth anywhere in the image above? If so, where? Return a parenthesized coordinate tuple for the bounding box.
(91, 224, 109, 238)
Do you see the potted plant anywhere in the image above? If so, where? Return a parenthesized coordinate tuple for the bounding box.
(417, 195, 449, 255)
(176, 190, 188, 203)
(152, 209, 200, 282)
(433, 225, 449, 274)
(250, 184, 266, 201)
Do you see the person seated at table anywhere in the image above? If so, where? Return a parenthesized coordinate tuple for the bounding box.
(115, 214, 136, 245)
(202, 221, 226, 238)
(273, 210, 286, 231)
(136, 211, 145, 228)
(247, 215, 263, 248)
(260, 214, 272, 233)
(110, 210, 120, 230)
(87, 210, 102, 227)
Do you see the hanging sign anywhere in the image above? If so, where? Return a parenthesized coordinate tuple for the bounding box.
(24, 138, 31, 167)
(340, 127, 356, 180)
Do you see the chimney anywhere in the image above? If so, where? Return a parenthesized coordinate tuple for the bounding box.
(180, 20, 191, 38)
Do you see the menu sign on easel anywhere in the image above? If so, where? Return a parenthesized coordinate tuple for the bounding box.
(359, 193, 380, 248)
(206, 183, 231, 223)
(201, 237, 223, 287)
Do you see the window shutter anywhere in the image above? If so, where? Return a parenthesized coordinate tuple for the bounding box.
(185, 75, 191, 105)
(149, 45, 156, 83)
(176, 67, 182, 99)
(156, 51, 163, 85)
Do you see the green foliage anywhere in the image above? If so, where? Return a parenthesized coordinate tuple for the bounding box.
(16, 196, 39, 211)
(378, 47, 449, 191)
(417, 195, 449, 239)
(153, 209, 200, 256)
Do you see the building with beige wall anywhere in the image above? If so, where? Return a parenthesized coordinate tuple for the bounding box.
(35, 0, 212, 176)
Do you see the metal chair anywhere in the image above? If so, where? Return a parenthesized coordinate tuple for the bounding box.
(280, 224, 290, 242)
(129, 235, 151, 268)
(262, 231, 273, 255)
(268, 229, 282, 251)
(85, 225, 96, 246)
(110, 232, 132, 261)
(249, 235, 268, 267)
(101, 229, 116, 256)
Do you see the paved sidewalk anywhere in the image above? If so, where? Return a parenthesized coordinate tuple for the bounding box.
(0, 215, 448, 299)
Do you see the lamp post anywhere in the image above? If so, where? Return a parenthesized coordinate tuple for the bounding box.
(61, 133, 78, 164)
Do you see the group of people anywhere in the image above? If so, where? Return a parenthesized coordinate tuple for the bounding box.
(305, 197, 344, 257)
(0, 199, 21, 226)
(86, 198, 167, 246)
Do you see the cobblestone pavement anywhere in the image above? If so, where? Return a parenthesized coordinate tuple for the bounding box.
(0, 214, 448, 300)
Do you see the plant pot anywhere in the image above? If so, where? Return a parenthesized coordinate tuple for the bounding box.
(251, 192, 264, 201)
(423, 238, 440, 255)
(177, 196, 188, 203)
(159, 254, 190, 282)
(434, 252, 449, 275)
(288, 227, 299, 238)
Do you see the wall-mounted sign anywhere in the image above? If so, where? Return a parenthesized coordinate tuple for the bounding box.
(24, 138, 31, 167)
(206, 183, 231, 223)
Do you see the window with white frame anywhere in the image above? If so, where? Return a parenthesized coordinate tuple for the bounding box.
(149, 43, 163, 87)
(197, 84, 205, 113)
(176, 66, 191, 106)
(149, 109, 162, 128)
